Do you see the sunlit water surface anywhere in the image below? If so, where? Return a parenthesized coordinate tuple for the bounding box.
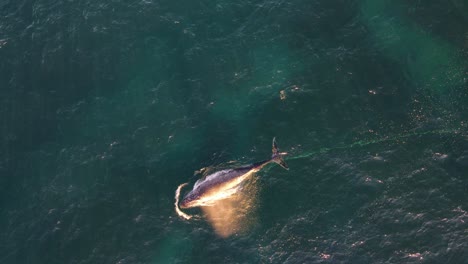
(0, 0, 467, 263)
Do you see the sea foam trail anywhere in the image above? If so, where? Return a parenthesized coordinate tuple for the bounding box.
(286, 128, 463, 162)
(175, 182, 193, 220)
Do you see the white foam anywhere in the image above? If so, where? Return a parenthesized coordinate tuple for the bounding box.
(174, 182, 193, 220)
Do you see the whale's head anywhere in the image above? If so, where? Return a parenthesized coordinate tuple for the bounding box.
(179, 192, 199, 209)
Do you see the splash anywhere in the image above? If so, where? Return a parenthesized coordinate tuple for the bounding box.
(174, 182, 193, 220)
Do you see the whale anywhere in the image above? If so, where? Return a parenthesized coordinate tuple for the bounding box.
(175, 138, 288, 215)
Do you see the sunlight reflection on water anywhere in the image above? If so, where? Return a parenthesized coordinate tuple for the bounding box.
(201, 178, 258, 237)
(175, 173, 259, 237)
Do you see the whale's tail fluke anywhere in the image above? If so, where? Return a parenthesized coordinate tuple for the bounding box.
(271, 137, 289, 170)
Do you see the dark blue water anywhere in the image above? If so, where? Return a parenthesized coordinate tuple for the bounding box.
(1, 0, 467, 263)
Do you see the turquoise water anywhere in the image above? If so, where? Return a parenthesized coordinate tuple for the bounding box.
(1, 0, 467, 263)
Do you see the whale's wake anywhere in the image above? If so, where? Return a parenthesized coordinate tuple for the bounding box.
(174, 183, 193, 220)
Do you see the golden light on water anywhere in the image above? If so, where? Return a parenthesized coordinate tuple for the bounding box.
(175, 173, 259, 237)
(201, 178, 258, 237)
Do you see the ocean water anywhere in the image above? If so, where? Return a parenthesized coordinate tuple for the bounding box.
(1, 0, 467, 263)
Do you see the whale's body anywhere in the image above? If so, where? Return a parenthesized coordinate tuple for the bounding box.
(177, 138, 288, 211)
(179, 160, 268, 208)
